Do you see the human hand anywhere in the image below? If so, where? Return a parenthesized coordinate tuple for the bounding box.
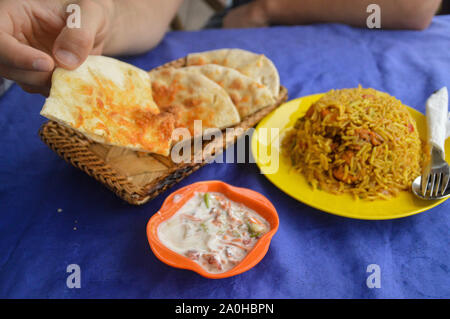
(223, 1, 269, 29)
(0, 0, 114, 95)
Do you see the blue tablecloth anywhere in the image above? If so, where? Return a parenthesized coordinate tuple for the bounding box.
(1, 16, 449, 299)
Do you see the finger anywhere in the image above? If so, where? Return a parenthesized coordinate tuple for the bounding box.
(0, 32, 54, 72)
(53, 0, 107, 70)
(0, 64, 52, 88)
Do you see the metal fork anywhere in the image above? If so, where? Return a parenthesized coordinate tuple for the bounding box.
(420, 146, 450, 198)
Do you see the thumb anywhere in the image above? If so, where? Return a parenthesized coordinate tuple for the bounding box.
(52, 1, 107, 70)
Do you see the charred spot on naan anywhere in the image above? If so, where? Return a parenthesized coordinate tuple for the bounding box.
(133, 111, 175, 156)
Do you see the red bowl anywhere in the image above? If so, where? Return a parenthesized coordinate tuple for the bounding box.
(146, 181, 279, 279)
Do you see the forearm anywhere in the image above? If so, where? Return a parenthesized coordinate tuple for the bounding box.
(103, 0, 183, 56)
(258, 0, 442, 30)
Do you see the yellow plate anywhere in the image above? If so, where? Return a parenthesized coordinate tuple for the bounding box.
(251, 94, 450, 220)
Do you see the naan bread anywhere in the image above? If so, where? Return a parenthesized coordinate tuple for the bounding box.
(150, 67, 240, 135)
(186, 49, 280, 98)
(184, 64, 275, 118)
(40, 55, 174, 156)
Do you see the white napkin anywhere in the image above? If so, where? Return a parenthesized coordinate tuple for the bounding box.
(447, 112, 450, 138)
(426, 87, 448, 152)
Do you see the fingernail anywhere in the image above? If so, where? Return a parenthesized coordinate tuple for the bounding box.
(32, 58, 53, 72)
(55, 49, 79, 66)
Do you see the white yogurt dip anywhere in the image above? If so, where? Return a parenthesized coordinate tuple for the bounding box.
(158, 192, 270, 273)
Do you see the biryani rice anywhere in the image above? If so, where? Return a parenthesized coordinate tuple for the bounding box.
(282, 87, 423, 200)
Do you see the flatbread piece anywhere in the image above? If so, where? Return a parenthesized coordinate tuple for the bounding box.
(187, 48, 280, 98)
(40, 55, 174, 156)
(184, 64, 275, 118)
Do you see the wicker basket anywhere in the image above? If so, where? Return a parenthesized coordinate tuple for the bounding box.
(39, 57, 288, 204)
